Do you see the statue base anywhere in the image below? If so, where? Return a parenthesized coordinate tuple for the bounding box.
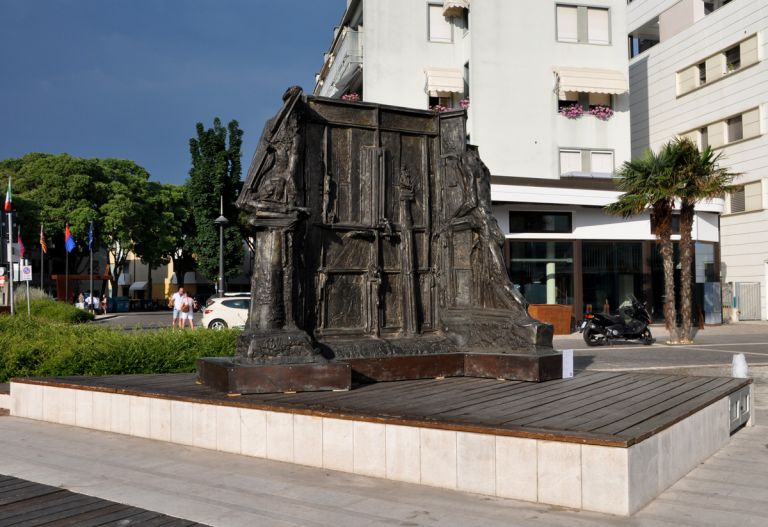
(196, 357, 351, 395)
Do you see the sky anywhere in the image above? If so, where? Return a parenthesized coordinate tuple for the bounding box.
(0, 0, 345, 185)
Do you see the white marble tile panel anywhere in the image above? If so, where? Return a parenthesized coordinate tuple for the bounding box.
(75, 390, 93, 428)
(420, 428, 457, 490)
(216, 406, 241, 454)
(110, 393, 131, 435)
(495, 436, 537, 502)
(170, 400, 195, 446)
(581, 445, 629, 515)
(192, 403, 217, 450)
(537, 440, 581, 509)
(322, 418, 354, 472)
(41, 387, 62, 423)
(293, 414, 323, 468)
(12, 383, 43, 419)
(386, 425, 420, 484)
(57, 388, 77, 425)
(353, 421, 386, 478)
(92, 392, 112, 432)
(628, 433, 660, 515)
(266, 411, 294, 462)
(240, 408, 267, 458)
(129, 396, 151, 438)
(149, 398, 171, 442)
(0, 393, 11, 411)
(457, 432, 495, 495)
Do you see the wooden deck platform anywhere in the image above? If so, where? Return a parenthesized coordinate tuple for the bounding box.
(0, 474, 208, 526)
(17, 371, 751, 447)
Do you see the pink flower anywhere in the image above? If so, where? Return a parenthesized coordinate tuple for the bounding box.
(341, 92, 360, 101)
(559, 103, 583, 119)
(459, 98, 470, 110)
(431, 104, 450, 113)
(589, 105, 614, 121)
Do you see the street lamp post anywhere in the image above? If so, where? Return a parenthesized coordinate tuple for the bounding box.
(213, 195, 229, 298)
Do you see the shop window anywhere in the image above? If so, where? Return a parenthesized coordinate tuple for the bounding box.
(428, 4, 452, 42)
(651, 213, 681, 235)
(509, 211, 573, 233)
(508, 241, 573, 305)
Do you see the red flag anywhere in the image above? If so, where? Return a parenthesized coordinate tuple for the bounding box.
(3, 177, 10, 213)
(18, 227, 25, 259)
(40, 225, 47, 254)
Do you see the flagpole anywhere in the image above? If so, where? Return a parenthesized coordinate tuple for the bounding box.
(40, 238, 44, 290)
(65, 249, 69, 304)
(25, 266, 30, 319)
(7, 212, 13, 315)
(89, 228, 93, 313)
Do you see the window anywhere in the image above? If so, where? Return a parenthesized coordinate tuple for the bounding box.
(428, 4, 452, 42)
(730, 186, 745, 213)
(651, 214, 681, 235)
(463, 62, 470, 98)
(508, 241, 573, 305)
(557, 5, 611, 45)
(559, 150, 582, 175)
(588, 93, 612, 109)
(697, 62, 706, 85)
(727, 115, 743, 142)
(556, 5, 578, 43)
(587, 8, 610, 45)
(700, 127, 709, 149)
(558, 91, 580, 111)
(509, 211, 573, 233)
(428, 95, 453, 109)
(725, 45, 741, 72)
(559, 149, 614, 177)
(590, 151, 614, 175)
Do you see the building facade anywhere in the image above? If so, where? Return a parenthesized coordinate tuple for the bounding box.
(315, 0, 724, 324)
(628, 0, 765, 320)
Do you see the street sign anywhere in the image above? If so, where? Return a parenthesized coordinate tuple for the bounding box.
(20, 265, 32, 282)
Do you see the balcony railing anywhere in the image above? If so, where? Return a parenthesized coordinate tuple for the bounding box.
(319, 28, 363, 98)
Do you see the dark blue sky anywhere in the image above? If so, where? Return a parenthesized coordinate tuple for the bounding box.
(0, 0, 344, 184)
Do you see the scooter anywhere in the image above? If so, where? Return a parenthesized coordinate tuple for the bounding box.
(578, 296, 654, 346)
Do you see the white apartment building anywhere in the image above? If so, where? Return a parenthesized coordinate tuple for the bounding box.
(315, 0, 722, 324)
(628, 0, 765, 320)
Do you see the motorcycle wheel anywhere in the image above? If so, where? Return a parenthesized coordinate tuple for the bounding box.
(641, 328, 653, 345)
(583, 327, 605, 346)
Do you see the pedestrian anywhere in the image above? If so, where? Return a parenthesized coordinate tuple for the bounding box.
(170, 287, 185, 328)
(101, 295, 108, 315)
(180, 292, 195, 329)
(93, 294, 100, 314)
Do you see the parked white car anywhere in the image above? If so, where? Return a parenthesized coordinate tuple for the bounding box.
(202, 295, 250, 329)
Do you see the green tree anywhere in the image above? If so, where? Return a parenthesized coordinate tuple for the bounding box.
(187, 118, 244, 287)
(606, 145, 680, 343)
(672, 138, 737, 343)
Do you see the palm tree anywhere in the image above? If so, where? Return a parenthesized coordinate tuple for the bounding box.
(607, 145, 680, 343)
(672, 138, 737, 343)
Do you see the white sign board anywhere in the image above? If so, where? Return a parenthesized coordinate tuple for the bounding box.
(562, 349, 574, 379)
(20, 265, 32, 282)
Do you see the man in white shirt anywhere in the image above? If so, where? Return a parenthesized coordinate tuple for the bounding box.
(171, 287, 185, 328)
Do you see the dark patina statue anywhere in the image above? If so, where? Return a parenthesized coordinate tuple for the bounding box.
(197, 87, 559, 394)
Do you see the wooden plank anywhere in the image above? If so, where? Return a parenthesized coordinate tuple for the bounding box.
(2, 495, 106, 526)
(511, 374, 681, 427)
(593, 377, 734, 436)
(0, 492, 100, 521)
(575, 376, 724, 433)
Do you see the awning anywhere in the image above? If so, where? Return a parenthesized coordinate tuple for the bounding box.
(443, 0, 469, 17)
(128, 281, 148, 292)
(424, 67, 464, 97)
(554, 67, 629, 99)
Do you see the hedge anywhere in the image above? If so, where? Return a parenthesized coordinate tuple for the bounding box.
(0, 317, 237, 382)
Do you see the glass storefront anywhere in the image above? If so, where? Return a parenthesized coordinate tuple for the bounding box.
(508, 241, 573, 305)
(582, 241, 644, 313)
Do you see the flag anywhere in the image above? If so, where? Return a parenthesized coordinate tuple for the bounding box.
(3, 177, 10, 213)
(17, 227, 24, 259)
(64, 223, 76, 253)
(88, 221, 93, 251)
(40, 225, 47, 254)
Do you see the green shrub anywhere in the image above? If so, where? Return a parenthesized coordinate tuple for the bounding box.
(0, 317, 237, 382)
(11, 299, 94, 323)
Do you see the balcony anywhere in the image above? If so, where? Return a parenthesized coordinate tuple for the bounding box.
(317, 28, 363, 99)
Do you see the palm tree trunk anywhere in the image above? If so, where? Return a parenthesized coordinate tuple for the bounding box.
(679, 200, 695, 342)
(654, 202, 678, 343)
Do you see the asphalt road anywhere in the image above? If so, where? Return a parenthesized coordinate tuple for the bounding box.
(93, 310, 203, 329)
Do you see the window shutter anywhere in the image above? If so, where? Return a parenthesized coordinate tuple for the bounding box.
(741, 34, 759, 68)
(429, 5, 452, 42)
(730, 187, 745, 213)
(559, 150, 582, 175)
(745, 181, 762, 211)
(556, 6, 578, 43)
(727, 115, 743, 142)
(587, 8, 610, 45)
(742, 108, 761, 139)
(590, 151, 614, 176)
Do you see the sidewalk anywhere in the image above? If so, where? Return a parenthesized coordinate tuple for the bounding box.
(0, 416, 765, 526)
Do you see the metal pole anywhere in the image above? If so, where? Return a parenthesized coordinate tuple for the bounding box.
(219, 195, 225, 297)
(65, 251, 69, 303)
(7, 212, 14, 315)
(25, 275, 30, 318)
(89, 244, 93, 313)
(40, 242, 44, 290)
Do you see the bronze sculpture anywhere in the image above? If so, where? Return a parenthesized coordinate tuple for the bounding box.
(197, 87, 560, 394)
